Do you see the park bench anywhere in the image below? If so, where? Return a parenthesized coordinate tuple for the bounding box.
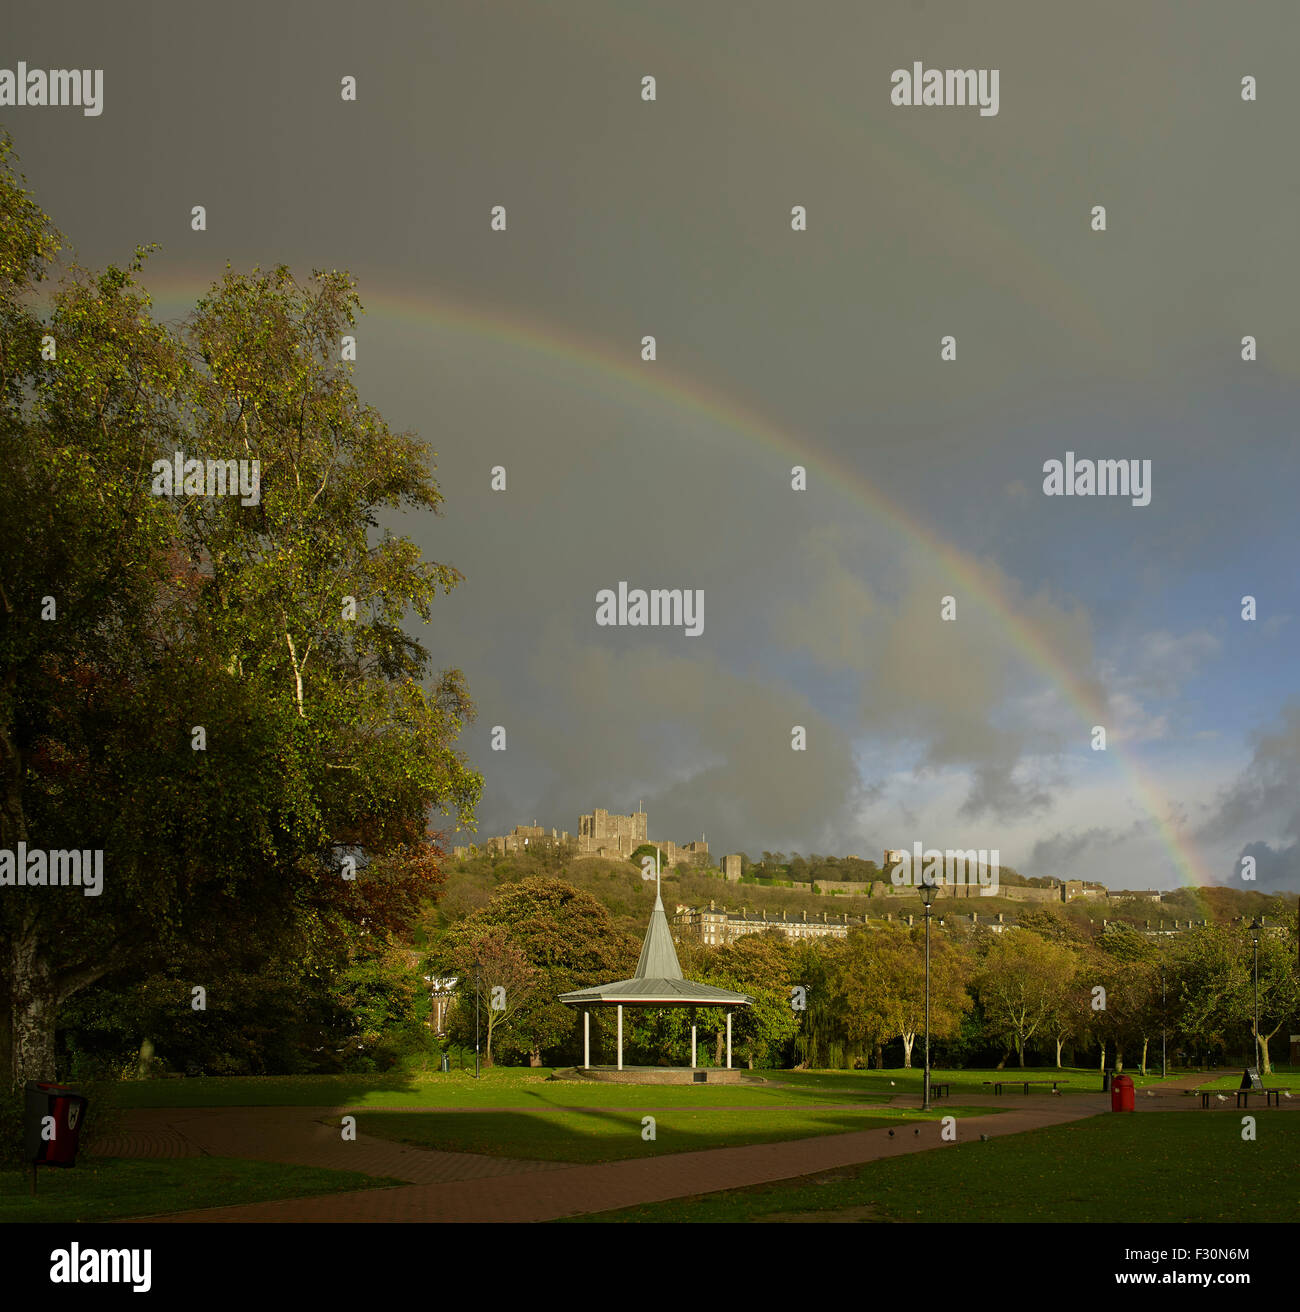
(929, 1082, 951, 1099)
(1237, 1087, 1289, 1108)
(982, 1078, 1070, 1095)
(1199, 1087, 1290, 1108)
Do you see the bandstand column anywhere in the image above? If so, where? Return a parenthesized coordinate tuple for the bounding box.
(726, 1011, 732, 1069)
(584, 1010, 590, 1069)
(617, 1004, 623, 1070)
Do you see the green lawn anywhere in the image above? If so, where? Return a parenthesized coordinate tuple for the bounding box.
(762, 1066, 1170, 1098)
(103, 1064, 1172, 1112)
(569, 1112, 1300, 1223)
(353, 1104, 986, 1164)
(1197, 1067, 1297, 1093)
(106, 1067, 893, 1110)
(0, 1156, 401, 1224)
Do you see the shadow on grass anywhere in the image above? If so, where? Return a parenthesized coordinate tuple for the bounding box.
(354, 1105, 969, 1165)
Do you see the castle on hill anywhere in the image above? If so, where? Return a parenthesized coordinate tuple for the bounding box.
(454, 804, 710, 870)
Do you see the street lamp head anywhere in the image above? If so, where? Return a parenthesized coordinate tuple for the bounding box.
(919, 880, 938, 908)
(1248, 918, 1262, 943)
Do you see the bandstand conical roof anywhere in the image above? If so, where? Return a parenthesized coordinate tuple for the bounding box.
(559, 890, 752, 1008)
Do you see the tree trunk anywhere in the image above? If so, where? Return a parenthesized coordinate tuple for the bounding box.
(529, 1047, 542, 1067)
(872, 1043, 884, 1070)
(715, 1029, 724, 1065)
(1016, 1035, 1025, 1068)
(1140, 1037, 1148, 1076)
(1099, 1042, 1106, 1072)
(9, 923, 59, 1084)
(1114, 1046, 1124, 1073)
(1259, 1034, 1271, 1075)
(901, 1033, 914, 1068)
(1055, 1036, 1064, 1068)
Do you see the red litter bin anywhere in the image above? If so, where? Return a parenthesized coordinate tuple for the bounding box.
(24, 1081, 89, 1167)
(1110, 1074, 1135, 1112)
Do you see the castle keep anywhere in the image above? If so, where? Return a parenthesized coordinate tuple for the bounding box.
(459, 805, 710, 869)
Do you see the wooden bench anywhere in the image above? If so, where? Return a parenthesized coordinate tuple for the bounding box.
(929, 1082, 951, 1099)
(983, 1079, 1070, 1095)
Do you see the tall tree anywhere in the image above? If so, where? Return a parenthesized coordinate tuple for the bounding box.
(977, 932, 1077, 1068)
(0, 139, 480, 1085)
(435, 877, 639, 1065)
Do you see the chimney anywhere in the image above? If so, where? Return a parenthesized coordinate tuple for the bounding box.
(709, 899, 715, 911)
(996, 912, 1004, 923)
(802, 909, 807, 921)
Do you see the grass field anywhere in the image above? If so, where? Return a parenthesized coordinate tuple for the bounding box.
(103, 1064, 1173, 1111)
(1197, 1067, 1297, 1093)
(0, 1157, 401, 1224)
(354, 1103, 987, 1164)
(569, 1112, 1300, 1223)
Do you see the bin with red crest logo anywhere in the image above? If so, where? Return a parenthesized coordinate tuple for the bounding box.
(24, 1081, 89, 1167)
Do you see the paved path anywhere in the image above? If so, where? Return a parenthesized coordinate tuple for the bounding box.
(97, 1107, 568, 1185)
(128, 1099, 1104, 1223)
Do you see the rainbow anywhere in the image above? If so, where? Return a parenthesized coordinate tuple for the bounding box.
(141, 267, 1217, 894)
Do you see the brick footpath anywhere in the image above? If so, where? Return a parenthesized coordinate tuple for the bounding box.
(96, 1105, 569, 1184)
(130, 1099, 1103, 1223)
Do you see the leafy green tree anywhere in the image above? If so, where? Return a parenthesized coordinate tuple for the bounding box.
(435, 878, 638, 1065)
(977, 932, 1078, 1068)
(833, 927, 897, 1068)
(443, 929, 538, 1066)
(689, 932, 796, 1069)
(869, 926, 973, 1067)
(0, 140, 480, 1085)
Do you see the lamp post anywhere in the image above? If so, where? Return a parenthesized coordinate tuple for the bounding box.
(919, 878, 937, 1111)
(1159, 962, 1167, 1080)
(1248, 920, 1262, 1072)
(474, 958, 482, 1079)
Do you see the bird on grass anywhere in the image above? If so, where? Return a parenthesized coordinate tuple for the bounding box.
(888, 1129, 895, 1137)
(1050, 1088, 1062, 1096)
(1216, 1094, 1229, 1103)
(890, 1080, 896, 1087)
(979, 1134, 990, 1142)
(1145, 1089, 1156, 1098)
(1284, 1092, 1293, 1100)
(913, 1128, 920, 1136)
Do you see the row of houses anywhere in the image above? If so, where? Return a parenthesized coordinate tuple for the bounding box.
(670, 900, 1018, 945)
